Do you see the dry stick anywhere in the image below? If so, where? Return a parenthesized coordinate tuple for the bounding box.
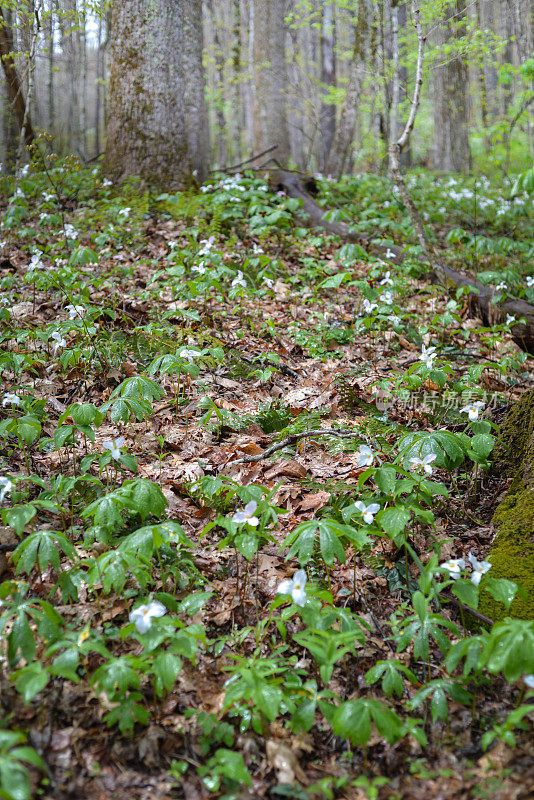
(229, 428, 371, 466)
(214, 144, 279, 174)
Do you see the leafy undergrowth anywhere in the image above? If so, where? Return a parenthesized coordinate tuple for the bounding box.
(0, 161, 533, 800)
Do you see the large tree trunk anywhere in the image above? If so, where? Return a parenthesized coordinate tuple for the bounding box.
(326, 0, 373, 179)
(104, 0, 208, 190)
(432, 0, 471, 173)
(0, 7, 35, 148)
(252, 0, 290, 165)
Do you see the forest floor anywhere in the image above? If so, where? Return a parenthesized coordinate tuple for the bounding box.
(0, 166, 533, 800)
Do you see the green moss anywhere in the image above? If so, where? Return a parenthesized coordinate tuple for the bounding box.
(492, 389, 534, 476)
(478, 390, 534, 621)
(479, 477, 534, 621)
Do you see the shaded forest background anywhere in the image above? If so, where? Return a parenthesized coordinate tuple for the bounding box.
(0, 0, 533, 178)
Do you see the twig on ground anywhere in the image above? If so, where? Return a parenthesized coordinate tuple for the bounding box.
(229, 428, 374, 466)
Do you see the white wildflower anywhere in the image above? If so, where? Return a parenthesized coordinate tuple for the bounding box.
(231, 271, 247, 289)
(355, 445, 374, 467)
(277, 569, 307, 607)
(232, 500, 259, 526)
(460, 401, 484, 422)
(440, 558, 466, 580)
(51, 332, 66, 355)
(419, 344, 436, 367)
(0, 477, 13, 503)
(505, 314, 516, 326)
(354, 501, 380, 525)
(380, 271, 394, 286)
(64, 224, 78, 239)
(2, 393, 21, 408)
(66, 304, 85, 319)
(468, 552, 491, 586)
(103, 437, 125, 460)
(409, 453, 437, 475)
(129, 601, 167, 634)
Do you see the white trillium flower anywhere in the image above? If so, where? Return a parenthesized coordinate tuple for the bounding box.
(419, 344, 436, 367)
(42, 191, 55, 202)
(277, 569, 307, 607)
(388, 314, 401, 326)
(51, 332, 66, 355)
(232, 500, 259, 526)
(460, 401, 484, 422)
(231, 270, 247, 289)
(103, 437, 125, 460)
(64, 223, 78, 239)
(118, 207, 131, 219)
(192, 262, 207, 275)
(505, 314, 516, 326)
(526, 277, 534, 288)
(263, 277, 274, 289)
(468, 552, 491, 586)
(28, 253, 43, 271)
(355, 445, 374, 467)
(102, 178, 113, 188)
(198, 237, 215, 256)
(129, 601, 167, 633)
(0, 477, 14, 503)
(180, 349, 199, 363)
(385, 248, 396, 259)
(253, 244, 264, 255)
(495, 282, 507, 292)
(354, 500, 380, 525)
(362, 298, 377, 315)
(440, 558, 466, 580)
(409, 454, 437, 475)
(380, 271, 394, 286)
(524, 675, 534, 689)
(66, 304, 85, 319)
(380, 291, 394, 305)
(2, 393, 21, 407)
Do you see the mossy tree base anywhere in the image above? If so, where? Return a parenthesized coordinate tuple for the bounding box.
(479, 390, 534, 621)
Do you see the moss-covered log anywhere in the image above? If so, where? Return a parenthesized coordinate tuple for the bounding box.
(480, 390, 534, 620)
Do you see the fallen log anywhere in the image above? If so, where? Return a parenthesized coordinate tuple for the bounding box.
(269, 168, 534, 356)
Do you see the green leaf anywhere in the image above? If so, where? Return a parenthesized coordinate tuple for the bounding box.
(332, 699, 371, 747)
(374, 467, 396, 495)
(452, 578, 479, 609)
(235, 533, 258, 561)
(471, 433, 494, 459)
(3, 505, 36, 537)
(212, 749, 252, 787)
(380, 507, 410, 539)
(13, 662, 50, 704)
(483, 577, 518, 611)
(153, 652, 181, 693)
(253, 683, 282, 721)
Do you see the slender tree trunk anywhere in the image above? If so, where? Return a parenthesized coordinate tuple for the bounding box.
(252, 0, 290, 164)
(80, 2, 87, 158)
(229, 0, 242, 160)
(432, 0, 471, 173)
(94, 11, 102, 156)
(46, 0, 54, 133)
(182, 0, 209, 181)
(326, 0, 373, 179)
(0, 7, 35, 147)
(320, 0, 336, 170)
(287, 24, 305, 170)
(207, 0, 227, 170)
(474, 0, 490, 153)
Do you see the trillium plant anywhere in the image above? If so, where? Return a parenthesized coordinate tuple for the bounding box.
(354, 445, 374, 467)
(410, 454, 437, 475)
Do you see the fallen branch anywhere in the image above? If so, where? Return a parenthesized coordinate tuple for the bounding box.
(229, 428, 372, 466)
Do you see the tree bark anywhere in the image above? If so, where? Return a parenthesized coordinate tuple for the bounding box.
(104, 0, 208, 190)
(320, 0, 336, 171)
(0, 6, 35, 147)
(326, 0, 373, 179)
(252, 0, 290, 164)
(432, 0, 471, 173)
